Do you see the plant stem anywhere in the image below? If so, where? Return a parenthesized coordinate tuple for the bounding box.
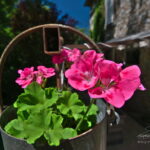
(41, 78, 47, 88)
(75, 98, 96, 131)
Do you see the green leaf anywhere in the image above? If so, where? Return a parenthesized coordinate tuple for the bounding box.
(26, 109, 52, 129)
(71, 105, 86, 120)
(49, 114, 63, 129)
(76, 104, 98, 133)
(44, 114, 64, 146)
(14, 83, 58, 113)
(44, 127, 77, 146)
(57, 91, 85, 119)
(87, 104, 98, 116)
(23, 109, 52, 144)
(24, 123, 44, 144)
(44, 129, 62, 146)
(14, 83, 47, 110)
(18, 110, 30, 120)
(45, 87, 58, 99)
(62, 128, 77, 139)
(72, 113, 84, 121)
(44, 115, 77, 146)
(4, 119, 26, 139)
(45, 87, 59, 105)
(5, 109, 52, 144)
(24, 82, 47, 104)
(78, 119, 91, 132)
(14, 93, 39, 109)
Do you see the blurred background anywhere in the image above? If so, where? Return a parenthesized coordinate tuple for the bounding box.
(0, 0, 150, 149)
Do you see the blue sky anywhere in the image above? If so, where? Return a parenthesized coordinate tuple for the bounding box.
(49, 0, 90, 28)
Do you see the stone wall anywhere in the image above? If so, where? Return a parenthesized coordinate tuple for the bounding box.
(105, 0, 150, 40)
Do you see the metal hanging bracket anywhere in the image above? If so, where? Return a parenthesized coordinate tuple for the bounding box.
(43, 27, 62, 55)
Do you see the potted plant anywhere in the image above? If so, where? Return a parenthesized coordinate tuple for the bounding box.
(0, 48, 145, 150)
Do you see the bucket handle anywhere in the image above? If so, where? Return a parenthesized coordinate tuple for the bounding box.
(0, 24, 101, 113)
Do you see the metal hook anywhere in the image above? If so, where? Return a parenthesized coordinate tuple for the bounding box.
(107, 105, 120, 126)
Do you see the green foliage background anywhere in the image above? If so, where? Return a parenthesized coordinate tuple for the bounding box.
(0, 0, 17, 54)
(0, 0, 80, 105)
(90, 0, 105, 42)
(0, 0, 104, 105)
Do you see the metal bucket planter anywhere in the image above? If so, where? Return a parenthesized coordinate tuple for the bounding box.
(0, 100, 106, 150)
(0, 24, 106, 150)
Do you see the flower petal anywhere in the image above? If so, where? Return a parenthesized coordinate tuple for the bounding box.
(88, 87, 104, 98)
(65, 50, 101, 91)
(65, 68, 98, 91)
(96, 60, 122, 86)
(89, 86, 125, 108)
(37, 66, 55, 78)
(104, 87, 125, 108)
(118, 78, 141, 101)
(63, 48, 81, 62)
(52, 53, 65, 64)
(120, 65, 141, 80)
(138, 84, 146, 91)
(15, 67, 35, 88)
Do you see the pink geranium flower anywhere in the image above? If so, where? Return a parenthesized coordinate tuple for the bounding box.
(16, 66, 56, 87)
(88, 60, 145, 108)
(52, 50, 67, 64)
(35, 66, 55, 84)
(63, 48, 81, 62)
(52, 48, 81, 64)
(65, 50, 103, 91)
(15, 67, 35, 88)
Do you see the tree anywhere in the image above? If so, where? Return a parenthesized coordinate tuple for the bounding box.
(0, 0, 17, 54)
(11, 0, 78, 33)
(1, 0, 78, 105)
(90, 0, 105, 42)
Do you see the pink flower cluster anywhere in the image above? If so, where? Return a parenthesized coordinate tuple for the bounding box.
(65, 50, 145, 108)
(52, 48, 81, 64)
(16, 66, 55, 88)
(16, 49, 145, 108)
